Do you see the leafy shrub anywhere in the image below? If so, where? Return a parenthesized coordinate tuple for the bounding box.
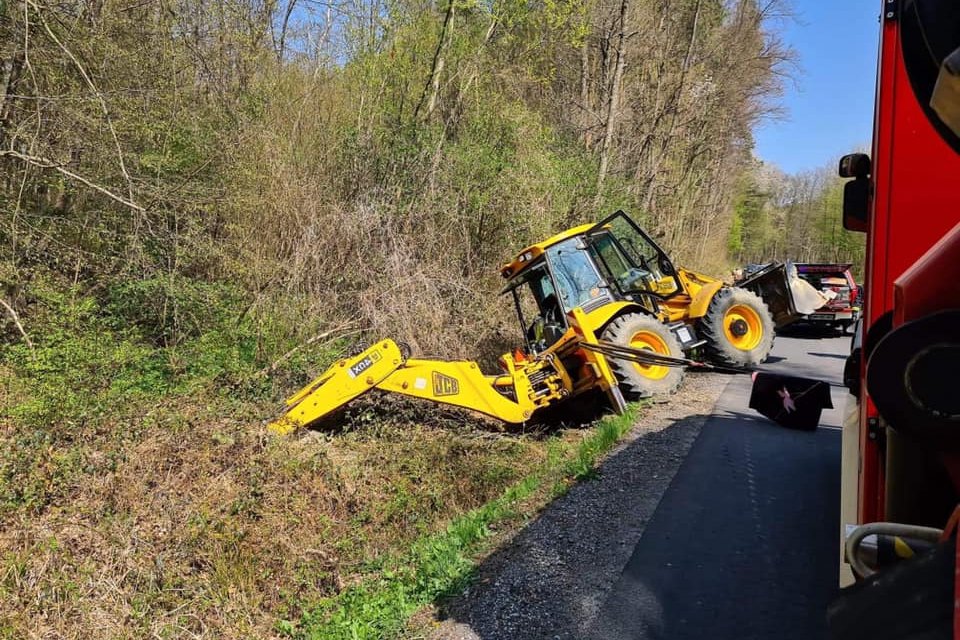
(105, 276, 249, 346)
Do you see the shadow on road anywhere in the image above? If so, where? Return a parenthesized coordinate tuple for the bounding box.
(584, 413, 841, 640)
(808, 352, 848, 360)
(777, 325, 850, 340)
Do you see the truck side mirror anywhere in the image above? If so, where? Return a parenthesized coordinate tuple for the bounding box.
(838, 153, 871, 179)
(839, 153, 871, 232)
(843, 179, 870, 232)
(931, 46, 960, 137)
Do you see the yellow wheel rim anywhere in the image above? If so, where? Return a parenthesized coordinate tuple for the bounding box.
(629, 330, 670, 380)
(722, 304, 763, 351)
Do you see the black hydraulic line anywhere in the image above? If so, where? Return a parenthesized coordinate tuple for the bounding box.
(583, 340, 692, 365)
(579, 340, 745, 374)
(579, 341, 688, 366)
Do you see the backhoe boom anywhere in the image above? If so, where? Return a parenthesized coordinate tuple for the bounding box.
(267, 308, 648, 433)
(268, 339, 565, 433)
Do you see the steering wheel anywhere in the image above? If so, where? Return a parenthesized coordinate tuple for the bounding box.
(620, 267, 654, 291)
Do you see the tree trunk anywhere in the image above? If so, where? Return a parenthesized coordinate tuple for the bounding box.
(415, 0, 456, 121)
(0, 51, 25, 149)
(596, 0, 630, 194)
(580, 38, 592, 148)
(276, 0, 298, 61)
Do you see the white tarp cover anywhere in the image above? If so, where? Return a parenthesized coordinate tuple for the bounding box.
(785, 263, 832, 315)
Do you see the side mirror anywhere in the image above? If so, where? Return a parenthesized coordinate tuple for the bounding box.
(658, 256, 676, 275)
(843, 178, 870, 232)
(839, 153, 871, 233)
(838, 153, 871, 179)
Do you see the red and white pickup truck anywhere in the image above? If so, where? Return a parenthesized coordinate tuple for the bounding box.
(793, 263, 860, 332)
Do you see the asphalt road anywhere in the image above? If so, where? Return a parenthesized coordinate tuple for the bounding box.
(585, 330, 849, 640)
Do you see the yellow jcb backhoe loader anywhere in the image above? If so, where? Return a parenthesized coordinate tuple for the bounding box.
(269, 211, 776, 434)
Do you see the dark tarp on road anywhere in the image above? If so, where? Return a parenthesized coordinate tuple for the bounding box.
(749, 372, 834, 430)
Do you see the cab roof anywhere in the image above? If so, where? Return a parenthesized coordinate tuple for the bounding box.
(499, 223, 595, 280)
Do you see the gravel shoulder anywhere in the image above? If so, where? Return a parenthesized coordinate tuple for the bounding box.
(419, 370, 733, 640)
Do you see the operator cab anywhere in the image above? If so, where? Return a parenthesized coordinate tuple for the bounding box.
(501, 211, 685, 354)
(584, 211, 683, 302)
(502, 244, 609, 353)
(503, 261, 565, 353)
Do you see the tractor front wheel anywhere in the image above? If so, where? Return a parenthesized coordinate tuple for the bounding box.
(698, 287, 774, 368)
(601, 313, 685, 400)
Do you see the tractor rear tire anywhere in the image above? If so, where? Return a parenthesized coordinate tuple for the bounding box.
(698, 287, 774, 368)
(601, 313, 685, 400)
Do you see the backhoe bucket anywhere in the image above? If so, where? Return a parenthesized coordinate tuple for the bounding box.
(268, 340, 406, 434)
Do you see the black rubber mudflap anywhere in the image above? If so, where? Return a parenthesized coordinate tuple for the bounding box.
(827, 539, 954, 640)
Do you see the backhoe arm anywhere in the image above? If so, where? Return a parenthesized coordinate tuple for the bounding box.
(375, 359, 534, 424)
(269, 340, 407, 434)
(267, 306, 662, 434)
(268, 340, 553, 434)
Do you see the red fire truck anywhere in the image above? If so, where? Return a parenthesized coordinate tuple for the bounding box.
(832, 0, 960, 635)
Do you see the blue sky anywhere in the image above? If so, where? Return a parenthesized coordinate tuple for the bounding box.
(753, 0, 881, 174)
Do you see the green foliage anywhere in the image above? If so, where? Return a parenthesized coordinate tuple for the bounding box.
(3, 282, 162, 426)
(727, 208, 744, 257)
(729, 175, 770, 263)
(565, 403, 640, 481)
(732, 162, 865, 269)
(0, 271, 337, 514)
(106, 276, 248, 345)
(138, 122, 218, 177)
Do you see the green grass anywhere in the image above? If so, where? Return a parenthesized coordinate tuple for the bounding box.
(0, 276, 341, 515)
(563, 406, 640, 482)
(288, 403, 642, 639)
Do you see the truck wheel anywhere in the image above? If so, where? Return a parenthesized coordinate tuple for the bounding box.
(698, 287, 775, 368)
(601, 313, 685, 399)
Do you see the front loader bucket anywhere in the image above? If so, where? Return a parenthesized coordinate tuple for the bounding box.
(268, 340, 406, 434)
(736, 263, 832, 327)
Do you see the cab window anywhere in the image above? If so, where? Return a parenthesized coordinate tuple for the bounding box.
(545, 238, 605, 312)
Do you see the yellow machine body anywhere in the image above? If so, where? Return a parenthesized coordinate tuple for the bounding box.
(660, 268, 725, 322)
(499, 224, 595, 279)
(501, 220, 727, 331)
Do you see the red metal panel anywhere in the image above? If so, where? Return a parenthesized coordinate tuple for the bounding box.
(859, 12, 898, 526)
(858, 7, 960, 525)
(893, 221, 960, 325)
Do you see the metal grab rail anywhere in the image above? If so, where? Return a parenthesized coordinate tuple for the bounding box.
(845, 522, 945, 578)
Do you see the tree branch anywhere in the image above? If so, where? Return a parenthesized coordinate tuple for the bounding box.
(1, 149, 146, 213)
(28, 0, 137, 206)
(255, 325, 362, 377)
(414, 0, 456, 121)
(0, 298, 34, 351)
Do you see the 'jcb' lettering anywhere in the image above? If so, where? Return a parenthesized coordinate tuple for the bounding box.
(432, 372, 459, 396)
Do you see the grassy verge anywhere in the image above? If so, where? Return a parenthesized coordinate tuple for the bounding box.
(291, 404, 642, 639)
